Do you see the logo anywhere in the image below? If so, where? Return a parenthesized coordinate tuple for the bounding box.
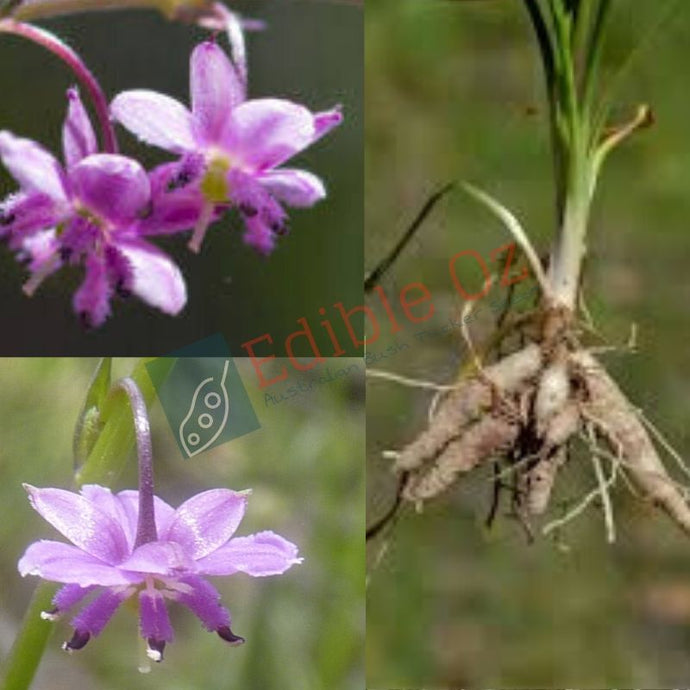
(147, 335, 261, 459)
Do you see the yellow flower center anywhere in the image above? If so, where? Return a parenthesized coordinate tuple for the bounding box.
(200, 155, 232, 204)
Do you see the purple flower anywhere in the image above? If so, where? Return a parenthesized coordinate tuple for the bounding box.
(18, 484, 301, 661)
(111, 40, 342, 254)
(0, 88, 188, 327)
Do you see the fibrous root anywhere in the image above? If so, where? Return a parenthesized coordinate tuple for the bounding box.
(387, 307, 690, 539)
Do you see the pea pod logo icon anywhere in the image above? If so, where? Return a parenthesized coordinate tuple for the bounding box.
(179, 360, 230, 458)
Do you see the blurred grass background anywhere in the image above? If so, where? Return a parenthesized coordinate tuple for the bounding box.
(365, 0, 690, 687)
(0, 357, 363, 690)
(0, 0, 362, 356)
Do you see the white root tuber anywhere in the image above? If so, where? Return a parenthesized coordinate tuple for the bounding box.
(402, 414, 520, 502)
(522, 446, 567, 515)
(394, 344, 542, 473)
(534, 358, 571, 437)
(544, 401, 581, 449)
(573, 350, 690, 535)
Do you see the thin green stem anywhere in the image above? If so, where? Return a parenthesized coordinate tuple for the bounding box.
(581, 0, 612, 120)
(539, 1, 600, 309)
(551, 2, 579, 136)
(0, 583, 57, 690)
(522, 0, 569, 218)
(572, 0, 596, 109)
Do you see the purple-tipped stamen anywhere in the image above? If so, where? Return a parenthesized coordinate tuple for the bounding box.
(139, 588, 174, 660)
(62, 630, 90, 653)
(146, 638, 166, 663)
(217, 626, 245, 646)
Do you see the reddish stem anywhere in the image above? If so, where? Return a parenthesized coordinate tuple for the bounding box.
(0, 19, 118, 153)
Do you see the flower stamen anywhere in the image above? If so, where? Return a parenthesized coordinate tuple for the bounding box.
(62, 630, 90, 653)
(217, 625, 245, 646)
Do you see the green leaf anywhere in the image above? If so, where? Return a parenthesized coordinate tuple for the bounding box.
(75, 358, 175, 486)
(72, 358, 111, 471)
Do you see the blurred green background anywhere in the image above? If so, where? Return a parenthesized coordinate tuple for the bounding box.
(0, 357, 363, 689)
(0, 0, 362, 356)
(366, 0, 690, 687)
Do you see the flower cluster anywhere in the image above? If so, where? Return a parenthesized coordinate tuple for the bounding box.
(18, 484, 302, 661)
(0, 37, 341, 327)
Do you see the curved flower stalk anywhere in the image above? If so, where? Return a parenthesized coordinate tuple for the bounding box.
(111, 39, 343, 254)
(0, 18, 117, 153)
(0, 88, 190, 327)
(17, 377, 302, 662)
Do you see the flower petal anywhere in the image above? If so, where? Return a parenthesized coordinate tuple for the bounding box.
(0, 192, 61, 243)
(191, 41, 243, 145)
(0, 131, 68, 202)
(119, 540, 196, 575)
(115, 489, 176, 541)
(23, 485, 130, 564)
(60, 216, 99, 257)
(139, 589, 174, 660)
(63, 87, 97, 168)
(259, 169, 326, 207)
(227, 169, 285, 255)
(73, 253, 112, 329)
(313, 107, 343, 142)
(18, 540, 141, 586)
(148, 156, 205, 197)
(19, 229, 63, 297)
(195, 530, 302, 577)
(141, 159, 208, 236)
(163, 489, 249, 560)
(167, 575, 230, 631)
(48, 583, 96, 619)
(241, 216, 277, 255)
(223, 99, 316, 171)
(111, 90, 196, 154)
(115, 238, 187, 316)
(141, 190, 206, 236)
(70, 588, 129, 637)
(70, 154, 150, 224)
(80, 485, 137, 550)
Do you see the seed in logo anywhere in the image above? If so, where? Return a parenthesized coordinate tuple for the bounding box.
(179, 360, 230, 458)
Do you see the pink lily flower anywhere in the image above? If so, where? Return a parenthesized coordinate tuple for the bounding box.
(18, 484, 301, 661)
(111, 40, 342, 254)
(0, 88, 189, 327)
